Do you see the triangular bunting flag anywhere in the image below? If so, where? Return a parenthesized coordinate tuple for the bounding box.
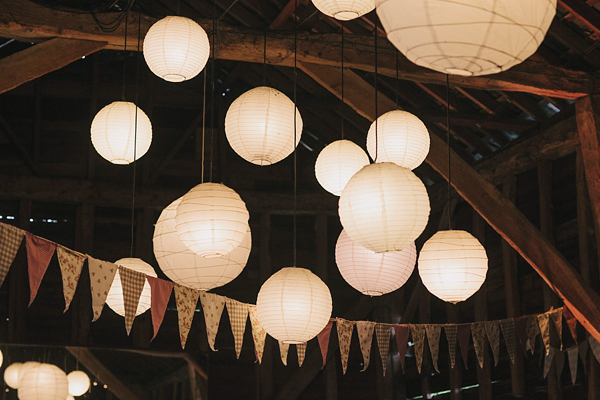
(543, 347, 555, 378)
(356, 321, 375, 371)
(226, 298, 249, 359)
(471, 322, 486, 369)
(297, 342, 307, 367)
(200, 291, 225, 351)
(394, 324, 410, 371)
(537, 312, 551, 355)
(87, 256, 117, 322)
(485, 321, 500, 366)
(515, 316, 529, 354)
(425, 324, 442, 373)
(375, 324, 392, 376)
(337, 318, 354, 374)
(26, 233, 56, 306)
(174, 284, 200, 349)
(248, 305, 267, 364)
(567, 346, 579, 385)
(526, 316, 539, 354)
(500, 319, 517, 364)
(56, 247, 85, 312)
(590, 337, 600, 364)
(147, 276, 173, 340)
(550, 308, 563, 348)
(118, 266, 146, 335)
(564, 305, 578, 343)
(556, 348, 565, 377)
(411, 324, 426, 374)
(0, 223, 24, 287)
(317, 321, 333, 368)
(279, 341, 290, 366)
(457, 324, 471, 369)
(579, 339, 589, 372)
(445, 324, 458, 369)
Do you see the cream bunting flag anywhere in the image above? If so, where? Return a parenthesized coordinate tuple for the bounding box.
(550, 308, 563, 348)
(543, 347, 555, 378)
(279, 341, 290, 366)
(248, 305, 267, 364)
(356, 321, 375, 372)
(297, 342, 307, 367)
(425, 324, 442, 373)
(445, 324, 458, 369)
(567, 346, 579, 385)
(411, 324, 426, 374)
(537, 312, 551, 355)
(457, 324, 471, 369)
(87, 256, 117, 322)
(200, 291, 226, 351)
(174, 284, 200, 349)
(337, 318, 354, 374)
(500, 319, 517, 364)
(526, 316, 539, 354)
(589, 337, 600, 364)
(0, 223, 24, 287)
(56, 247, 85, 312)
(471, 322, 486, 369)
(226, 298, 249, 359)
(118, 266, 146, 335)
(375, 324, 392, 376)
(485, 321, 500, 366)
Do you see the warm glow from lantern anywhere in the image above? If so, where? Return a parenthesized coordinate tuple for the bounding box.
(339, 162, 430, 253)
(143, 16, 210, 82)
(418, 230, 488, 303)
(311, 0, 375, 20)
(18, 362, 40, 387)
(90, 102, 152, 165)
(105, 258, 157, 317)
(4, 362, 22, 389)
(67, 371, 90, 397)
(256, 267, 332, 344)
(18, 364, 68, 400)
(367, 110, 430, 170)
(225, 86, 303, 166)
(315, 140, 370, 196)
(375, 0, 556, 76)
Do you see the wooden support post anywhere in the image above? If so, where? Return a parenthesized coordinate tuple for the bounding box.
(87, 53, 98, 180)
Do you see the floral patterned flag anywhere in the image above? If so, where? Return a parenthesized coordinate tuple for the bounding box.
(200, 291, 225, 351)
(279, 341, 290, 366)
(317, 321, 333, 368)
(425, 324, 442, 373)
(500, 319, 517, 364)
(87, 256, 117, 322)
(543, 347, 555, 378)
(394, 324, 410, 371)
(457, 324, 471, 369)
(174, 284, 200, 349)
(537, 312, 551, 355)
(471, 322, 486, 369)
(337, 318, 354, 374)
(56, 247, 85, 312)
(26, 233, 56, 306)
(248, 305, 267, 364)
(0, 223, 24, 287)
(297, 342, 307, 367)
(550, 308, 563, 348)
(445, 324, 458, 369)
(147, 276, 173, 340)
(526, 316, 539, 354)
(564, 305, 578, 343)
(485, 321, 500, 366)
(567, 346, 579, 385)
(411, 324, 426, 374)
(356, 321, 375, 371)
(375, 324, 392, 376)
(118, 266, 146, 335)
(226, 298, 249, 359)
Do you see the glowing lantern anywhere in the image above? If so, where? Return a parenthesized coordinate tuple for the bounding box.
(311, 0, 375, 20)
(315, 140, 370, 196)
(18, 364, 68, 400)
(4, 362, 22, 389)
(67, 371, 90, 397)
(18, 362, 40, 387)
(105, 258, 157, 316)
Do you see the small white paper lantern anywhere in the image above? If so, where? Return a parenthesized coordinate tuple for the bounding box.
(225, 86, 303, 166)
(376, 0, 556, 76)
(339, 162, 430, 253)
(18, 363, 68, 400)
(256, 267, 332, 344)
(175, 183, 250, 258)
(143, 16, 210, 82)
(154, 197, 251, 290)
(418, 230, 488, 303)
(367, 110, 430, 170)
(105, 258, 157, 317)
(315, 140, 370, 196)
(4, 362, 22, 389)
(311, 0, 375, 20)
(91, 101, 152, 165)
(66, 371, 90, 397)
(336, 229, 416, 296)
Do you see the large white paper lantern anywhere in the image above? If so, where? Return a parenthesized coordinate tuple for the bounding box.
(311, 0, 375, 20)
(256, 267, 332, 344)
(143, 16, 210, 82)
(67, 396, 75, 400)
(105, 258, 157, 317)
(18, 362, 41, 387)
(18, 363, 68, 400)
(225, 86, 303, 166)
(336, 229, 416, 296)
(66, 371, 90, 397)
(418, 230, 488, 303)
(4, 362, 22, 389)
(315, 140, 370, 196)
(175, 183, 249, 258)
(367, 110, 430, 170)
(339, 162, 430, 253)
(375, 0, 556, 76)
(154, 198, 251, 290)
(91, 102, 152, 165)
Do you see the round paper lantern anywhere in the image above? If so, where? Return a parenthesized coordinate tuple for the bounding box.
(336, 229, 416, 296)
(66, 371, 90, 397)
(225, 86, 303, 166)
(154, 197, 251, 290)
(418, 230, 488, 303)
(67, 396, 75, 400)
(18, 362, 41, 387)
(0, 349, 3, 367)
(4, 362, 22, 389)
(339, 162, 430, 253)
(175, 183, 249, 258)
(18, 363, 68, 400)
(366, 110, 430, 170)
(256, 267, 332, 344)
(311, 0, 375, 20)
(105, 258, 157, 317)
(376, 0, 556, 76)
(143, 16, 210, 82)
(91, 101, 152, 165)
(315, 140, 370, 196)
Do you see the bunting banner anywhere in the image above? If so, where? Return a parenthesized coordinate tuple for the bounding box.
(526, 316, 539, 354)
(337, 318, 354, 374)
(279, 341, 290, 366)
(445, 324, 458, 369)
(226, 298, 249, 359)
(543, 347, 555, 378)
(0, 223, 24, 287)
(515, 316, 529, 354)
(485, 321, 500, 366)
(550, 308, 563, 348)
(147, 276, 173, 340)
(56, 246, 85, 312)
(248, 305, 267, 364)
(589, 337, 600, 364)
(375, 324, 392, 376)
(425, 324, 442, 373)
(26, 233, 56, 306)
(317, 321, 333, 369)
(567, 346, 578, 385)
(472, 322, 486, 369)
(394, 324, 410, 371)
(87, 256, 117, 322)
(564, 305, 578, 343)
(356, 321, 375, 372)
(200, 291, 225, 351)
(579, 338, 588, 373)
(556, 349, 565, 377)
(537, 312, 551, 355)
(297, 342, 307, 367)
(457, 324, 471, 369)
(500, 318, 517, 364)
(174, 284, 199, 349)
(411, 324, 426, 374)
(118, 266, 146, 335)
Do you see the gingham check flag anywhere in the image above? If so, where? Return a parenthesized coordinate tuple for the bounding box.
(0, 223, 24, 287)
(119, 266, 146, 335)
(226, 298, 249, 359)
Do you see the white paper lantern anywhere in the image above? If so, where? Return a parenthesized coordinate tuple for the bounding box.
(66, 371, 90, 397)
(256, 267, 332, 344)
(225, 86, 303, 166)
(143, 16, 210, 82)
(418, 230, 488, 303)
(105, 258, 157, 317)
(91, 101, 152, 165)
(154, 197, 251, 290)
(67, 396, 75, 400)
(18, 364, 68, 400)
(315, 140, 370, 196)
(367, 110, 430, 170)
(4, 362, 22, 389)
(18, 362, 41, 387)
(175, 183, 250, 258)
(311, 0, 375, 20)
(339, 162, 430, 253)
(376, 0, 556, 76)
(336, 229, 416, 296)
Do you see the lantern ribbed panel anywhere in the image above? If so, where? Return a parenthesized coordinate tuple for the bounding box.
(366, 110, 430, 170)
(90, 101, 152, 165)
(154, 198, 251, 290)
(175, 183, 249, 257)
(339, 162, 430, 253)
(375, 0, 556, 76)
(225, 87, 303, 166)
(256, 267, 332, 344)
(418, 230, 488, 303)
(18, 364, 68, 400)
(67, 396, 75, 400)
(4, 363, 22, 389)
(315, 140, 370, 196)
(105, 258, 157, 317)
(18, 362, 40, 388)
(336, 230, 416, 296)
(143, 16, 210, 82)
(311, 0, 375, 20)
(67, 371, 90, 397)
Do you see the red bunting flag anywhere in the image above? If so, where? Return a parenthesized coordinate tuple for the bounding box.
(317, 321, 333, 369)
(147, 276, 174, 340)
(394, 324, 410, 371)
(26, 233, 56, 306)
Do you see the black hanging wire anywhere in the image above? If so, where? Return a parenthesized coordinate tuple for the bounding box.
(446, 74, 452, 231)
(201, 69, 207, 183)
(293, 0, 298, 266)
(91, 0, 135, 33)
(340, 23, 345, 139)
(130, 10, 141, 258)
(395, 50, 399, 109)
(373, 25, 379, 162)
(263, 0, 267, 86)
(121, 10, 129, 101)
(210, 0, 217, 182)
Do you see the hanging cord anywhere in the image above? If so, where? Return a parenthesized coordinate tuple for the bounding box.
(130, 12, 142, 258)
(293, 0, 298, 266)
(210, 0, 217, 182)
(340, 23, 345, 140)
(91, 0, 134, 33)
(446, 74, 452, 231)
(374, 25, 379, 162)
(201, 69, 207, 183)
(395, 51, 399, 109)
(121, 10, 129, 101)
(263, 0, 267, 86)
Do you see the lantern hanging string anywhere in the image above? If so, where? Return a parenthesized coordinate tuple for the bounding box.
(91, 0, 134, 33)
(374, 24, 378, 162)
(341, 23, 344, 140)
(446, 74, 452, 231)
(129, 12, 142, 258)
(210, 0, 217, 182)
(201, 68, 207, 183)
(293, 0, 298, 266)
(121, 10, 129, 101)
(395, 50, 399, 109)
(263, 0, 267, 86)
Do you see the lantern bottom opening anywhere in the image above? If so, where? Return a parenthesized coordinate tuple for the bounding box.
(250, 157, 275, 166)
(333, 10, 360, 20)
(281, 340, 309, 345)
(163, 73, 187, 83)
